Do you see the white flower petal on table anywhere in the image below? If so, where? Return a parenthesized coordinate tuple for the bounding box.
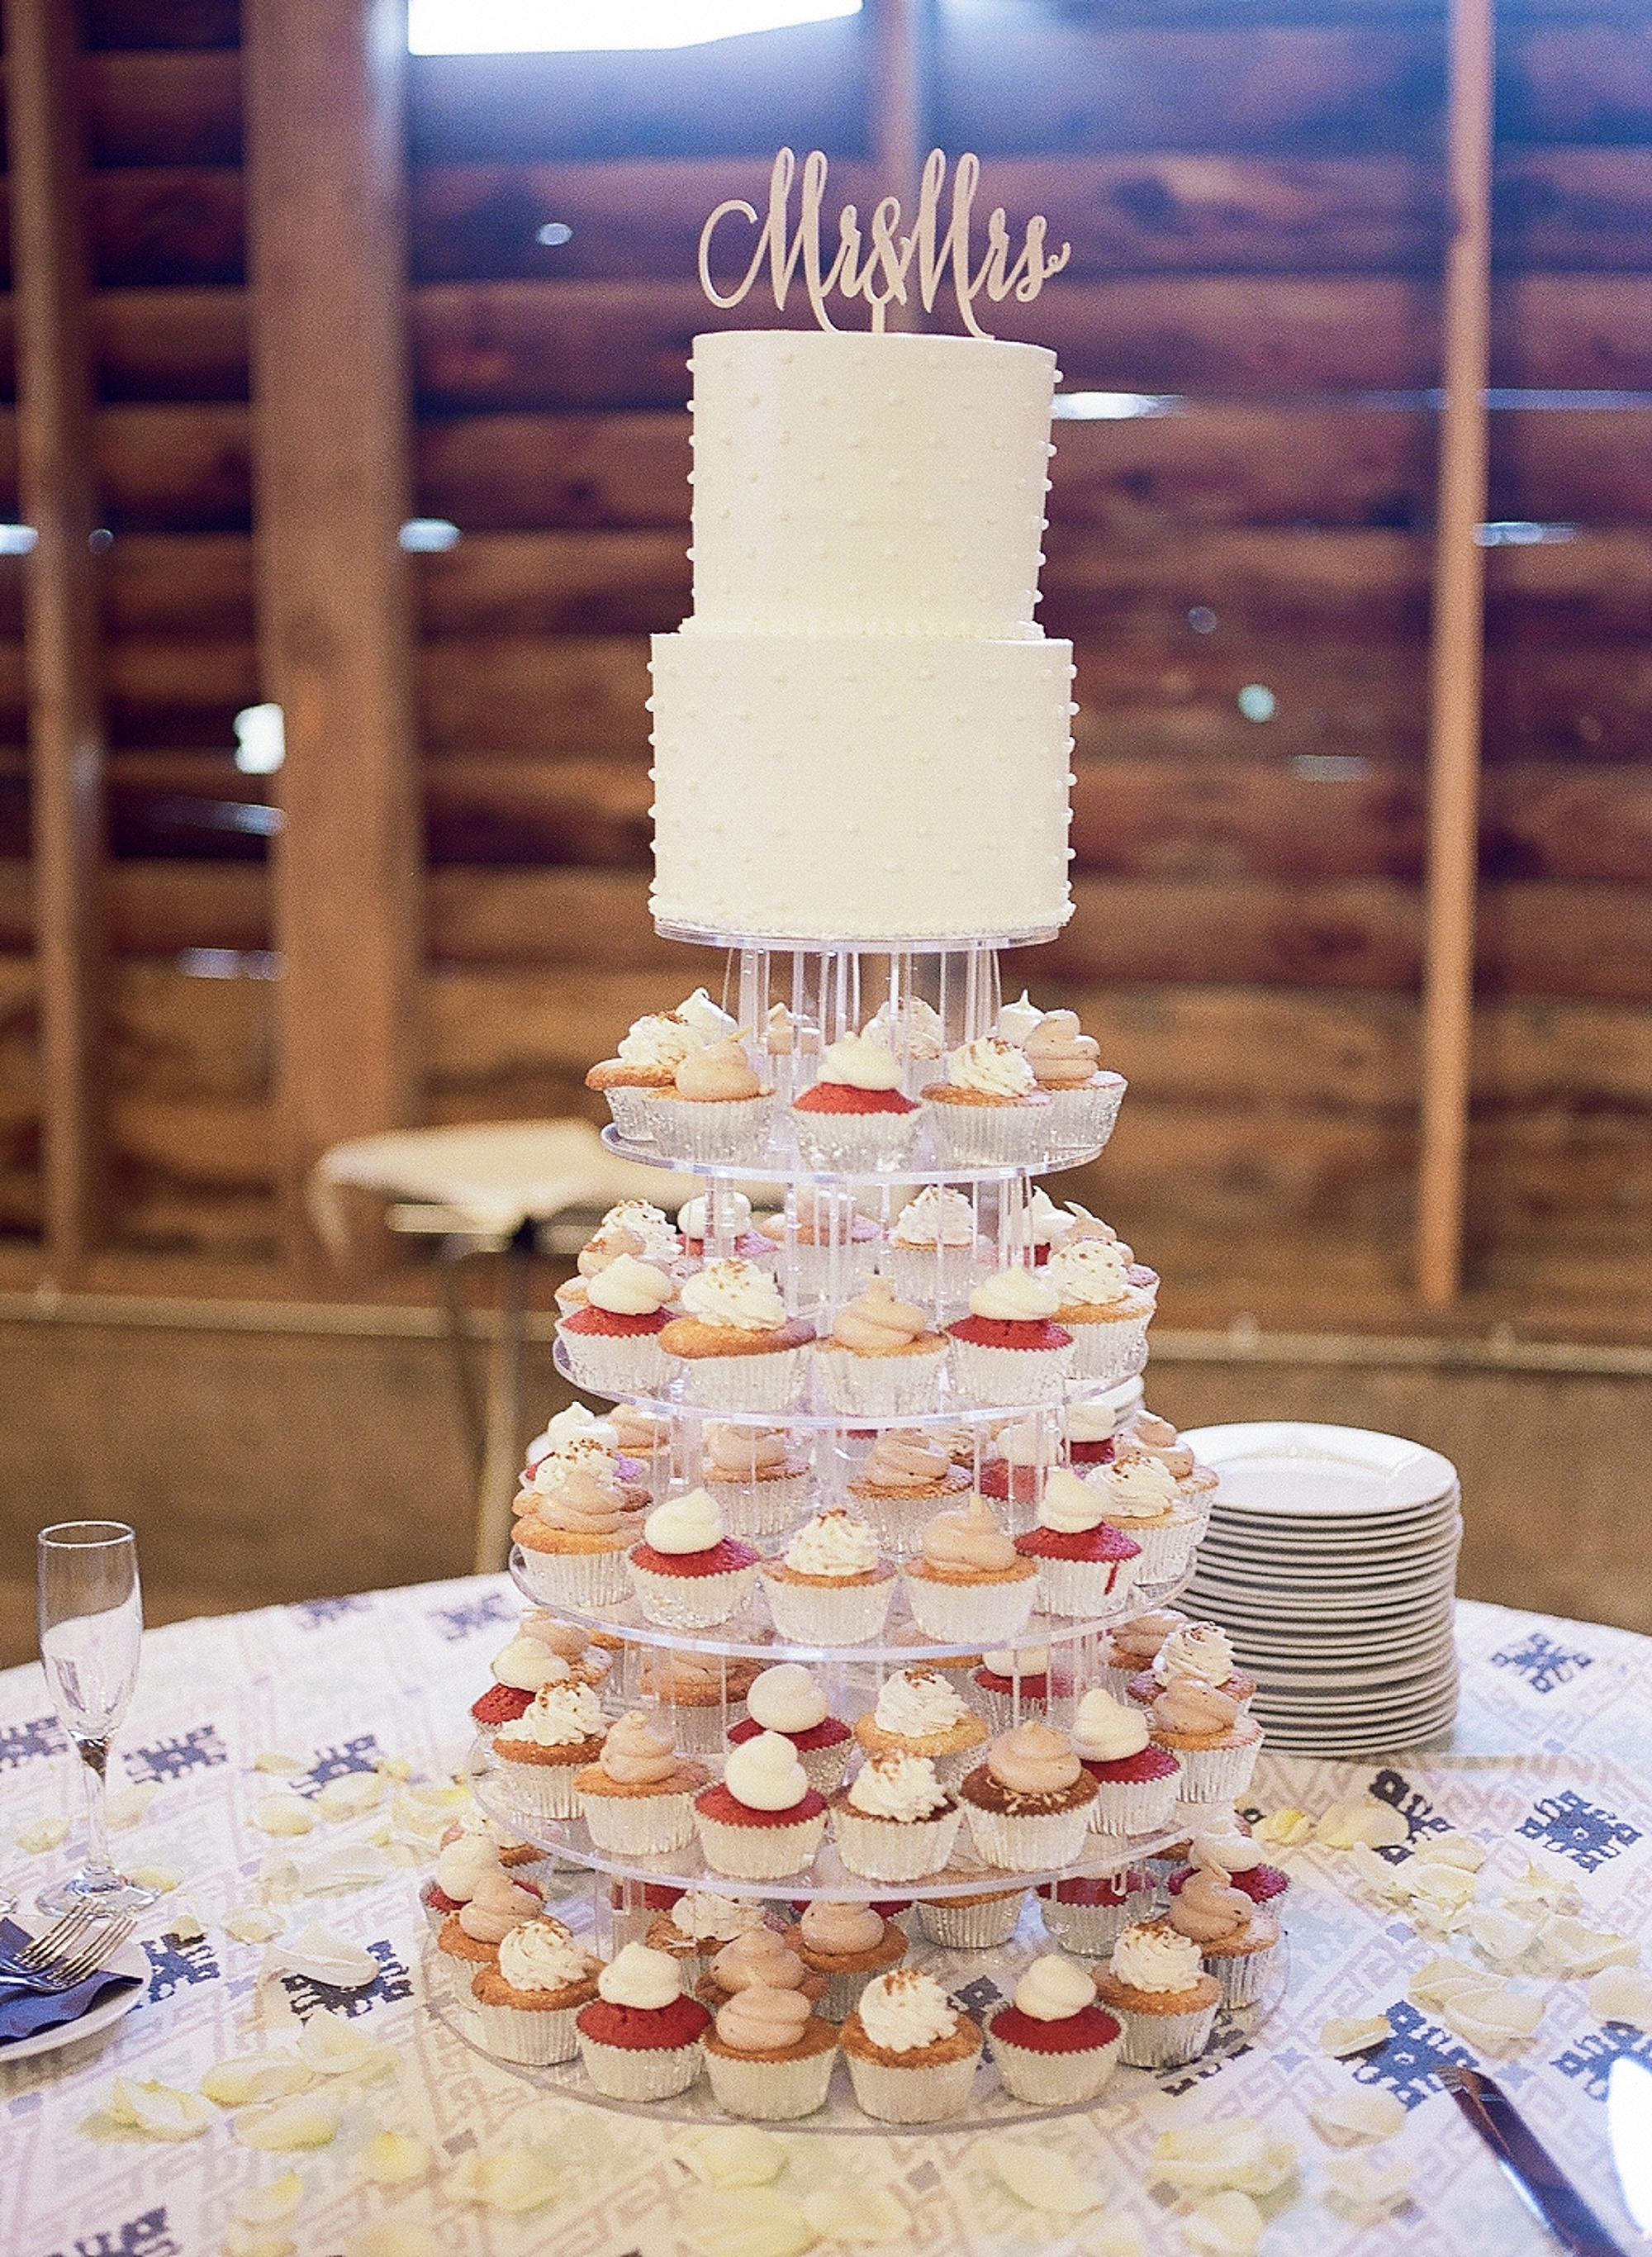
(1320, 2150, 1413, 2224)
(1465, 1908, 1540, 1967)
(670, 2126, 787, 2188)
(234, 2171, 306, 2226)
(1315, 1797, 1410, 1851)
(1415, 1831, 1483, 1870)
(221, 2226, 295, 2257)
(1346, 1843, 1406, 1901)
(445, 2147, 560, 2214)
(1407, 1863, 1479, 1916)
(251, 1796, 316, 1839)
(1501, 1856, 1583, 1917)
(980, 2137, 1104, 2214)
(1319, 2013, 1392, 2057)
(254, 1752, 307, 1776)
(1253, 1808, 1313, 1849)
(106, 1782, 159, 1830)
(129, 1865, 181, 1894)
(106, 2078, 214, 2140)
(235, 2095, 343, 2151)
(224, 1907, 283, 1945)
(678, 2187, 819, 2257)
(1308, 2082, 1408, 2147)
(1590, 1965, 1652, 2028)
(1536, 1916, 1638, 1979)
(1181, 2191, 1265, 2257)
(166, 1903, 206, 1944)
(353, 2131, 430, 2185)
(297, 2010, 397, 2080)
(1148, 2124, 1298, 2198)
(343, 2226, 442, 2257)
(374, 1754, 413, 1781)
(200, 2055, 315, 2108)
(260, 1841, 389, 1901)
(1436, 1985, 1545, 2056)
(16, 1816, 69, 1855)
(261, 1922, 379, 1990)
(800, 2184, 909, 2245)
(1407, 1957, 1487, 2010)
(315, 1773, 387, 1822)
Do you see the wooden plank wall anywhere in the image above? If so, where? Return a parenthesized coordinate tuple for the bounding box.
(0, 0, 1645, 1330)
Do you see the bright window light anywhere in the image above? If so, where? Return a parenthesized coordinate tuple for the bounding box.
(1051, 393, 1183, 421)
(410, 0, 859, 52)
(0, 524, 38, 554)
(233, 702, 286, 775)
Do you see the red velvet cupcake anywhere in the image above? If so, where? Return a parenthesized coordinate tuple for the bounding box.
(624, 1489, 759, 1631)
(727, 1661, 853, 1796)
(1071, 1686, 1183, 1835)
(575, 1941, 711, 2100)
(946, 1271, 1075, 1409)
(1013, 1468, 1143, 1618)
(985, 1954, 1123, 2103)
(791, 1033, 921, 1170)
(556, 1255, 677, 1392)
(694, 1732, 828, 1880)
(1037, 1867, 1156, 1955)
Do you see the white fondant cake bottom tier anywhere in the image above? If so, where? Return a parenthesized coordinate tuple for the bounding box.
(648, 630, 1075, 943)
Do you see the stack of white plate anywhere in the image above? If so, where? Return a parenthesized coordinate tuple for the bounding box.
(1179, 1422, 1462, 1757)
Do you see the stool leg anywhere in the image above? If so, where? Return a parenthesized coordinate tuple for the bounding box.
(473, 1221, 533, 1575)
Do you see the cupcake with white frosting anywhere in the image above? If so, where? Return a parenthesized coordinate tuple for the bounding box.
(946, 1269, 1076, 1408)
(791, 1029, 921, 1171)
(852, 1666, 989, 1791)
(1096, 1608, 1190, 1698)
(814, 1276, 947, 1418)
(760, 1508, 898, 1647)
(969, 1646, 1073, 1734)
(701, 1983, 839, 2120)
(831, 1751, 961, 1884)
(647, 1033, 775, 1164)
(645, 1890, 776, 1977)
(1094, 1918, 1222, 2068)
(1084, 1452, 1201, 1584)
(861, 994, 947, 1099)
(586, 1010, 704, 1143)
(1071, 1687, 1183, 1836)
(659, 1259, 815, 1413)
(468, 1617, 607, 1730)
(1125, 1620, 1256, 1713)
(491, 1681, 609, 1819)
(624, 1488, 760, 1631)
(977, 1410, 1061, 1524)
(885, 1184, 986, 1313)
(1022, 1010, 1127, 1160)
(902, 1496, 1038, 1646)
(676, 1188, 773, 1264)
(1010, 1466, 1144, 1619)
(1066, 1391, 1123, 1465)
(985, 1952, 1124, 2104)
(795, 1899, 908, 2022)
(840, 1969, 983, 2122)
(922, 1036, 1052, 1167)
(574, 1941, 710, 2100)
(693, 1730, 828, 1880)
(557, 1253, 679, 1395)
(435, 1870, 545, 2034)
(725, 1662, 853, 1796)
(470, 1915, 602, 2066)
(700, 1420, 812, 1537)
(575, 1713, 709, 1856)
(958, 1722, 1099, 1870)
(420, 1829, 543, 1936)
(1042, 1235, 1157, 1386)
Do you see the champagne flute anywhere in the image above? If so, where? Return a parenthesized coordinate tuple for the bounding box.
(36, 1522, 158, 1916)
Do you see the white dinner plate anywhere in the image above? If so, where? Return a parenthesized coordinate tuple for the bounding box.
(0, 1933, 147, 2063)
(1184, 1423, 1459, 1519)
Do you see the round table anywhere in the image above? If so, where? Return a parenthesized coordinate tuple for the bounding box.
(2, 1578, 1646, 2255)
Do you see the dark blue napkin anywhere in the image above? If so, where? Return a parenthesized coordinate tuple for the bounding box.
(0, 1914, 142, 2046)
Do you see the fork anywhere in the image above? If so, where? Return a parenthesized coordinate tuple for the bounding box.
(0, 1910, 133, 1995)
(0, 1901, 101, 1976)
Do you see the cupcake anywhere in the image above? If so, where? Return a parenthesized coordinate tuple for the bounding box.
(761, 1509, 898, 1647)
(726, 1662, 854, 1796)
(637, 1646, 764, 1756)
(861, 994, 947, 1099)
(610, 1404, 676, 1499)
(901, 1496, 1039, 1646)
(762, 1000, 819, 1105)
(922, 1036, 1051, 1167)
(831, 1753, 962, 1884)
(1147, 1680, 1264, 1805)
(1097, 1608, 1190, 1698)
(852, 1666, 990, 1791)
(695, 1926, 828, 2012)
(1166, 1827, 1290, 1909)
(513, 1464, 636, 1612)
(814, 1276, 948, 1419)
(659, 1260, 815, 1413)
(1125, 1621, 1256, 1713)
(1085, 1453, 1200, 1584)
(885, 1185, 986, 1314)
(970, 1646, 1075, 1734)
(1005, 1181, 1067, 1266)
(1013, 1467, 1144, 1619)
(760, 1189, 883, 1304)
(1041, 1236, 1157, 1387)
(702, 1984, 839, 2120)
(1127, 1409, 1221, 1529)
(646, 1890, 778, 1977)
(1070, 1687, 1183, 1836)
(1093, 1919, 1222, 2069)
(647, 1033, 775, 1165)
(986, 1952, 1123, 2105)
(1165, 1870, 1283, 2008)
(556, 1254, 678, 1395)
(700, 1421, 813, 1538)
(1037, 1869, 1156, 1957)
(1022, 1010, 1127, 1158)
(914, 1888, 1028, 1951)
(959, 1722, 1099, 1871)
(795, 1899, 908, 2021)
(846, 1428, 971, 1557)
(977, 1412, 1061, 1518)
(522, 1404, 652, 1511)
(491, 1681, 610, 1819)
(625, 1488, 760, 1631)
(676, 1188, 774, 1264)
(840, 1970, 983, 2122)
(574, 1941, 711, 2100)
(693, 1731, 828, 1880)
(1065, 1394, 1123, 1466)
(468, 1620, 605, 1728)
(946, 1270, 1075, 1409)
(676, 986, 741, 1044)
(576, 1713, 710, 1856)
(435, 1873, 544, 2036)
(420, 1832, 542, 1936)
(470, 1915, 602, 2067)
(791, 1030, 921, 1171)
(566, 1201, 684, 1293)
(586, 1009, 703, 1142)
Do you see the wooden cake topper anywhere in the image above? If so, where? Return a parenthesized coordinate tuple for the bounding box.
(699, 147, 1070, 337)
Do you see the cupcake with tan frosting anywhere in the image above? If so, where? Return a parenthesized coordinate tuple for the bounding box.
(759, 1186, 882, 1303)
(1166, 1866, 1282, 2007)
(575, 1712, 710, 1855)
(694, 1925, 828, 2012)
(1021, 1009, 1127, 1159)
(958, 1721, 1099, 1870)
(699, 1420, 812, 1537)
(645, 1890, 777, 1976)
(436, 1870, 544, 2034)
(847, 1428, 971, 1556)
(513, 1462, 637, 1613)
(1096, 1608, 1190, 1697)
(647, 1031, 775, 1164)
(701, 1980, 839, 2120)
(1126, 1409, 1221, 1529)
(1093, 1917, 1222, 2068)
(726, 1662, 853, 1795)
(659, 1259, 815, 1413)
(1124, 1620, 1256, 1713)
(840, 1968, 983, 2122)
(556, 1253, 679, 1394)
(914, 1887, 1028, 1952)
(901, 1495, 1039, 1646)
(609, 1402, 674, 1499)
(831, 1751, 961, 1884)
(946, 1268, 1076, 1408)
(624, 1488, 759, 1631)
(885, 1183, 986, 1312)
(470, 1914, 602, 2067)
(814, 1276, 947, 1418)
(1013, 1466, 1144, 1618)
(852, 1665, 989, 1789)
(1042, 1234, 1157, 1386)
(1147, 1679, 1263, 1804)
(692, 1729, 829, 1880)
(795, 1898, 907, 2021)
(791, 1029, 920, 1171)
(761, 1508, 898, 1647)
(1084, 1452, 1200, 1583)
(921, 1036, 1051, 1167)
(637, 1646, 764, 1756)
(985, 1951, 1123, 2104)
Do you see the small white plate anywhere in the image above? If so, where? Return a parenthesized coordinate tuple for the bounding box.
(1184, 1422, 1458, 1519)
(0, 1935, 147, 2064)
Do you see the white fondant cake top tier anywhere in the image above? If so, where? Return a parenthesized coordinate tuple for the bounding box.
(683, 329, 1057, 642)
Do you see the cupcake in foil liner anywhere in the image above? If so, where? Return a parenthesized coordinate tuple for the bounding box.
(576, 2032, 705, 2100)
(902, 1566, 1038, 1646)
(1037, 1076, 1127, 1163)
(914, 1891, 1027, 1950)
(625, 1558, 758, 1632)
(962, 1799, 1096, 1874)
(471, 1997, 584, 2068)
(791, 1108, 922, 1173)
(947, 1338, 1075, 1409)
(646, 1093, 776, 1167)
(843, 2046, 980, 2124)
(814, 1343, 948, 1420)
(701, 2036, 838, 2120)
(1066, 1311, 1153, 1385)
(555, 1325, 674, 1397)
(694, 1809, 828, 1882)
(676, 1347, 809, 1414)
(1108, 1997, 1219, 2069)
(514, 1539, 631, 1612)
(923, 1100, 1051, 1169)
(831, 1801, 963, 1885)
(986, 2022, 1122, 2105)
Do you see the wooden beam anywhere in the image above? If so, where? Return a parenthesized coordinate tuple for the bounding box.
(3, 0, 109, 1270)
(1417, 0, 1494, 1309)
(242, 0, 422, 1270)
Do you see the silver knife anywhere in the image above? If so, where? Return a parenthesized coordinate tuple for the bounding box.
(1608, 2060, 1652, 2239)
(1439, 2064, 1631, 2257)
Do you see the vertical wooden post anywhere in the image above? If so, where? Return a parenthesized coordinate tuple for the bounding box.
(1416, 0, 1494, 1309)
(4, 0, 109, 1271)
(871, 0, 923, 332)
(243, 0, 423, 1272)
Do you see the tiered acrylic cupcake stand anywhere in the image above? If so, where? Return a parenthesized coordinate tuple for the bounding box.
(430, 942, 1283, 2128)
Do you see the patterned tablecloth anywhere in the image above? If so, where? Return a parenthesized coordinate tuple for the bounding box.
(2, 1580, 1650, 2257)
